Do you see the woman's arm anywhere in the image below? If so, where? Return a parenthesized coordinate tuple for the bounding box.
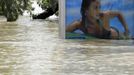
(66, 21, 81, 32)
(104, 11, 129, 36)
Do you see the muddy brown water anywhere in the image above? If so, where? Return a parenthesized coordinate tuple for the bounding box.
(0, 16, 134, 75)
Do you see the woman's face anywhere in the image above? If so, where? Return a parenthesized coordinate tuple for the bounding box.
(86, 0, 100, 18)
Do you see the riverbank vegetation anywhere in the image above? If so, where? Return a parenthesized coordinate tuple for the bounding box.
(0, 0, 58, 21)
(32, 0, 58, 19)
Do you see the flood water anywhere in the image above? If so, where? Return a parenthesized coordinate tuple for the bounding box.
(0, 16, 134, 75)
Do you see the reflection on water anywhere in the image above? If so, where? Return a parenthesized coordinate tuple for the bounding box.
(0, 16, 134, 75)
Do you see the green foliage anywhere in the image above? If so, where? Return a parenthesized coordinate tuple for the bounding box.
(41, 0, 51, 9)
(37, 0, 50, 9)
(37, 0, 58, 9)
(37, 0, 58, 15)
(0, 6, 3, 15)
(0, 0, 32, 21)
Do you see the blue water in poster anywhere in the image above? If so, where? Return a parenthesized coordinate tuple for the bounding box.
(66, 0, 134, 38)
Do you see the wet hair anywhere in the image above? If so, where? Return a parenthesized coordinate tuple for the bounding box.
(81, 0, 96, 28)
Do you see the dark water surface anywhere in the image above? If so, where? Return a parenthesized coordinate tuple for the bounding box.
(0, 16, 134, 75)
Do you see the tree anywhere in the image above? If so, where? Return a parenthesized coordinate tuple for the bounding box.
(0, 0, 31, 22)
(32, 0, 58, 19)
